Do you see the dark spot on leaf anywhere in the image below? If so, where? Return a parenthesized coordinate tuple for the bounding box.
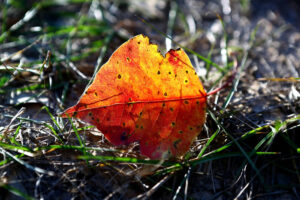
(162, 102, 166, 107)
(118, 74, 121, 79)
(185, 79, 188, 83)
(179, 130, 183, 134)
(173, 139, 181, 149)
(175, 74, 177, 78)
(135, 125, 139, 129)
(121, 132, 127, 141)
(129, 97, 132, 101)
(189, 127, 193, 130)
(194, 72, 197, 75)
(91, 117, 95, 120)
(164, 92, 167, 96)
(138, 41, 141, 44)
(84, 105, 88, 108)
(196, 101, 200, 104)
(96, 118, 100, 123)
(157, 70, 161, 75)
(170, 107, 174, 111)
(157, 91, 160, 95)
(186, 70, 188, 74)
(123, 122, 125, 126)
(72, 112, 77, 117)
(94, 92, 98, 96)
(139, 112, 143, 116)
(171, 122, 175, 126)
(169, 71, 171, 74)
(88, 112, 92, 116)
(184, 100, 189, 104)
(126, 57, 131, 62)
(106, 117, 110, 121)
(140, 125, 143, 130)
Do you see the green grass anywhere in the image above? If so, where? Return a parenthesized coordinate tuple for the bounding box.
(0, 0, 299, 199)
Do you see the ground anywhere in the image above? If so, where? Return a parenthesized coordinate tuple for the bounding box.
(0, 0, 300, 199)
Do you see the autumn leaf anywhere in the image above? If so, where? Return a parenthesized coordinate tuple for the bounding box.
(61, 34, 207, 159)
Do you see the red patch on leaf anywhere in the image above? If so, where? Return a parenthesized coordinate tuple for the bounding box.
(61, 35, 207, 159)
